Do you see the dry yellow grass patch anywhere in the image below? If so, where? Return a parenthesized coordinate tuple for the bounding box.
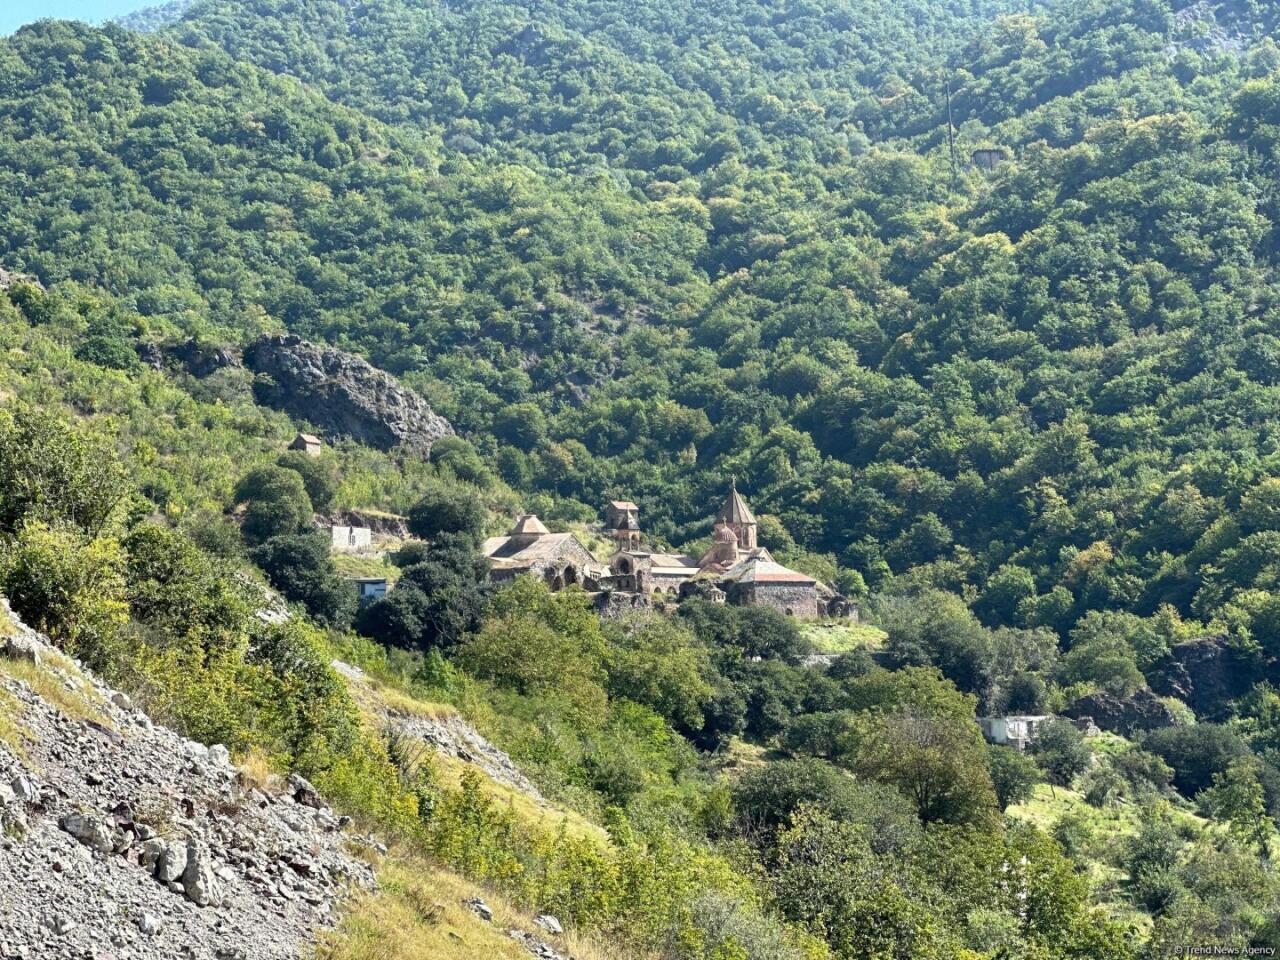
(319, 853, 636, 960)
(428, 750, 607, 845)
(317, 856, 557, 960)
(0, 656, 110, 728)
(0, 685, 33, 757)
(372, 683, 457, 722)
(338, 658, 607, 845)
(236, 745, 277, 792)
(338, 661, 458, 725)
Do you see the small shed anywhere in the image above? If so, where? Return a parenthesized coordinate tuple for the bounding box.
(351, 577, 387, 605)
(290, 432, 323, 457)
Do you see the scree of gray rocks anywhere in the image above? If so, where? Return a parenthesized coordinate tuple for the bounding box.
(0, 602, 379, 960)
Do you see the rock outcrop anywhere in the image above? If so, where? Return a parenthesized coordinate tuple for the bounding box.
(1063, 687, 1183, 736)
(0, 601, 377, 960)
(1150, 635, 1256, 722)
(0, 268, 42, 291)
(172, 338, 243, 378)
(244, 335, 452, 455)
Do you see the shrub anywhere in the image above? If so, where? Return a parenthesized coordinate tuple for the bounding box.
(988, 744, 1040, 810)
(1143, 724, 1253, 799)
(605, 615, 713, 731)
(234, 466, 313, 545)
(277, 450, 340, 513)
(249, 532, 355, 628)
(1, 521, 128, 669)
(0, 405, 129, 536)
(732, 757, 918, 850)
(406, 485, 487, 542)
(1030, 718, 1092, 787)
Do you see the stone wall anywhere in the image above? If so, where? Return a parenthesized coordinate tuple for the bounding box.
(730, 582, 819, 618)
(329, 525, 372, 552)
(594, 590, 654, 619)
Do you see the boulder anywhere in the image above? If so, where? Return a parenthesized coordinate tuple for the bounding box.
(463, 897, 493, 922)
(288, 773, 322, 809)
(139, 838, 167, 872)
(2, 633, 41, 666)
(58, 814, 113, 854)
(10, 775, 35, 802)
(244, 334, 453, 454)
(206, 744, 230, 767)
(171, 338, 241, 378)
(533, 914, 563, 935)
(1063, 688, 1182, 736)
(181, 840, 222, 907)
(155, 839, 188, 884)
(137, 912, 163, 936)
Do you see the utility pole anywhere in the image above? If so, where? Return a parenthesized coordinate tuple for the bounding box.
(944, 73, 958, 187)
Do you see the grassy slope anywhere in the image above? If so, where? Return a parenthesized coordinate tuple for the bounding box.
(801, 620, 886, 653)
(320, 852, 626, 960)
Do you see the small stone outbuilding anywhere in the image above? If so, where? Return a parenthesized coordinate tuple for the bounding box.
(979, 715, 1051, 752)
(329, 525, 372, 552)
(352, 577, 387, 605)
(289, 433, 323, 457)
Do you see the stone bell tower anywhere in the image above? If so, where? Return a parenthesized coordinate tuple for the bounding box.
(605, 500, 641, 551)
(716, 480, 757, 551)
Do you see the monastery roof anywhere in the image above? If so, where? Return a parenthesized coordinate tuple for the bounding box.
(296, 432, 322, 445)
(649, 559, 702, 577)
(483, 531, 579, 566)
(721, 553, 815, 585)
(717, 485, 756, 525)
(648, 551, 699, 569)
(508, 514, 550, 536)
(609, 500, 638, 510)
(614, 549, 697, 566)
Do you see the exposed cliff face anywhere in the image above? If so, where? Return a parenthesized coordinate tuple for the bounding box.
(243, 335, 453, 455)
(1151, 635, 1258, 722)
(1063, 688, 1183, 736)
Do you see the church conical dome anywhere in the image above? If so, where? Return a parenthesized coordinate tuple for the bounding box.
(717, 483, 756, 525)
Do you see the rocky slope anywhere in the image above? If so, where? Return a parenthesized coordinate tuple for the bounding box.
(0, 602, 378, 960)
(332, 659, 543, 802)
(244, 335, 453, 455)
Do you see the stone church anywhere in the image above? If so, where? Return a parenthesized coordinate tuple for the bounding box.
(480, 486, 848, 620)
(604, 484, 820, 617)
(483, 514, 607, 589)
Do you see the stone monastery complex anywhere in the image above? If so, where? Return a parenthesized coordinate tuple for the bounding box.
(483, 484, 857, 619)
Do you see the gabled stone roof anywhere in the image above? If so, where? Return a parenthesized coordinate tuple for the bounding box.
(483, 531, 579, 564)
(721, 553, 814, 585)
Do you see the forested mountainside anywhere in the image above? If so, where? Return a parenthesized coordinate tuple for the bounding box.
(164, 0, 1038, 168)
(7, 2, 1280, 608)
(7, 0, 1280, 955)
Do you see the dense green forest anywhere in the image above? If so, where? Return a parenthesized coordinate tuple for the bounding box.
(7, 0, 1280, 956)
